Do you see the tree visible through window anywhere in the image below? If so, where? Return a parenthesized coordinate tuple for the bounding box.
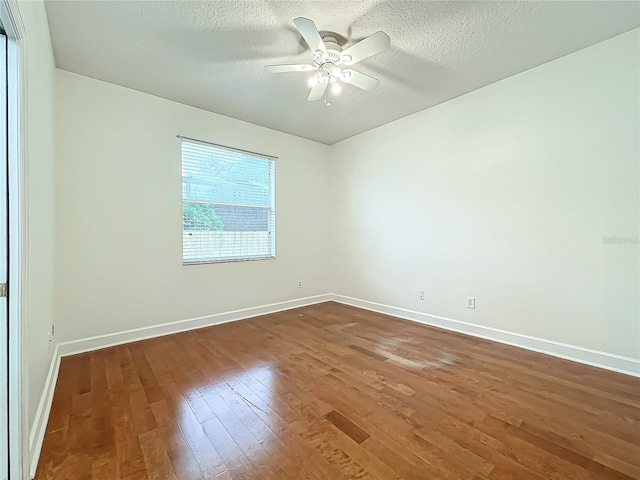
(181, 138, 276, 264)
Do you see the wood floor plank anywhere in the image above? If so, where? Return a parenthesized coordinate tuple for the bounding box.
(138, 429, 178, 480)
(35, 302, 640, 479)
(148, 399, 206, 480)
(324, 410, 371, 444)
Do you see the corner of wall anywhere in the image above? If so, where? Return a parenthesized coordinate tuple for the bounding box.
(16, 0, 59, 474)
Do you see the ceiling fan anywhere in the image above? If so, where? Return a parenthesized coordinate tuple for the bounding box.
(265, 17, 390, 105)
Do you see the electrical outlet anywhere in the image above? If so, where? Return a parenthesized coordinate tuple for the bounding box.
(466, 297, 475, 309)
(47, 324, 54, 351)
(418, 290, 425, 301)
(298, 281, 303, 288)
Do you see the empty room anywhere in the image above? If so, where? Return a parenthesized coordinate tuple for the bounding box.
(0, 0, 638, 479)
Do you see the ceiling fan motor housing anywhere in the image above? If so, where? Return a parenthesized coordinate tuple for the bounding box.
(318, 35, 343, 65)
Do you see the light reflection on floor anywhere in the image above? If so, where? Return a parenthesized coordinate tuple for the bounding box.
(174, 362, 281, 473)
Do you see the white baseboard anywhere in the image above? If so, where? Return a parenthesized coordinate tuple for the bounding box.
(28, 344, 60, 479)
(330, 294, 640, 378)
(28, 294, 331, 478)
(57, 294, 332, 357)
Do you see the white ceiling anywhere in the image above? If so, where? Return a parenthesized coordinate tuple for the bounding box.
(44, 1, 639, 145)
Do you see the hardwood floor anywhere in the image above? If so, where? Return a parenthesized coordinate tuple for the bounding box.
(35, 302, 640, 479)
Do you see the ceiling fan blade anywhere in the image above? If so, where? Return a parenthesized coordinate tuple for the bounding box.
(293, 17, 326, 54)
(308, 82, 328, 101)
(264, 64, 316, 74)
(340, 31, 390, 65)
(342, 69, 380, 91)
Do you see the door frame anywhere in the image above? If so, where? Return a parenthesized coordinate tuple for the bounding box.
(0, 1, 26, 478)
(0, 30, 7, 480)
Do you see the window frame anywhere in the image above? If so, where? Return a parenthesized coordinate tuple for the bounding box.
(180, 136, 277, 266)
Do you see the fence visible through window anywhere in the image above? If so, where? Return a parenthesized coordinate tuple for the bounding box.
(180, 137, 276, 264)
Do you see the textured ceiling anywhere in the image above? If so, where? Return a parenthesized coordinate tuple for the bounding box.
(44, 1, 639, 145)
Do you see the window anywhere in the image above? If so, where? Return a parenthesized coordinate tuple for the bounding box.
(181, 137, 276, 264)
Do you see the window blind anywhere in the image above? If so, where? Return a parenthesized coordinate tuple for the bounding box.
(181, 138, 276, 264)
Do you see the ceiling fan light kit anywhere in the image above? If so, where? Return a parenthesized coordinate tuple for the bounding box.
(265, 17, 390, 106)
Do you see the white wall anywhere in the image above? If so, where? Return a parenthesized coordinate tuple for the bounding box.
(330, 29, 640, 360)
(54, 70, 331, 342)
(53, 29, 639, 363)
(18, 0, 57, 446)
